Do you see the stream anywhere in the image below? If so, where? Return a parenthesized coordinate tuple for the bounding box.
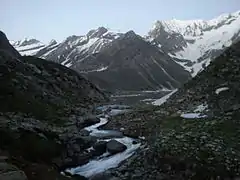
(65, 105, 141, 178)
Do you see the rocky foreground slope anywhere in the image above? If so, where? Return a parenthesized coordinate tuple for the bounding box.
(102, 40, 240, 179)
(0, 31, 109, 180)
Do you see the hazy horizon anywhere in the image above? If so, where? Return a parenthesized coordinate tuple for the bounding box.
(1, 0, 239, 43)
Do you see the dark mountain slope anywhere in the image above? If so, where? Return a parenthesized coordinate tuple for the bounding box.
(0, 31, 21, 57)
(0, 54, 107, 122)
(0, 31, 107, 180)
(75, 31, 191, 92)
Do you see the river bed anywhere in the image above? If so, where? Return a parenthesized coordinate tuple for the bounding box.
(65, 105, 141, 178)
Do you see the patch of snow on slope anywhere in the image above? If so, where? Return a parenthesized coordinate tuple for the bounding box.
(81, 66, 108, 73)
(40, 45, 58, 58)
(19, 47, 45, 56)
(152, 89, 178, 106)
(61, 58, 73, 67)
(154, 11, 240, 76)
(76, 38, 109, 54)
(176, 12, 240, 58)
(180, 113, 207, 119)
(215, 87, 229, 94)
(194, 104, 208, 113)
(15, 42, 45, 52)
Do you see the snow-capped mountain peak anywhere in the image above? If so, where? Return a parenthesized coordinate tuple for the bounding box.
(12, 38, 42, 47)
(37, 27, 124, 66)
(11, 38, 45, 56)
(148, 10, 240, 76)
(49, 39, 57, 45)
(151, 10, 240, 37)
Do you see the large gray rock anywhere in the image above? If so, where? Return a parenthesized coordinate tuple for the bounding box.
(93, 141, 107, 156)
(106, 140, 127, 154)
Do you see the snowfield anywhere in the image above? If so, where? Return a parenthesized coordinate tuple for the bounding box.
(215, 87, 229, 95)
(151, 10, 240, 76)
(152, 89, 178, 106)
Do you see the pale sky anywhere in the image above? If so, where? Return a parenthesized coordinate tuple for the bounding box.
(1, 0, 239, 43)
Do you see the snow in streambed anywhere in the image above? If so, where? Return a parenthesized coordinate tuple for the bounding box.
(215, 87, 229, 94)
(66, 137, 140, 178)
(66, 106, 141, 178)
(180, 104, 208, 119)
(180, 113, 207, 119)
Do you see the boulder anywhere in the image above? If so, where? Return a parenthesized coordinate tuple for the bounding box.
(0, 162, 28, 180)
(77, 116, 100, 128)
(106, 140, 127, 154)
(93, 141, 107, 156)
(0, 171, 28, 180)
(83, 117, 100, 127)
(79, 129, 90, 136)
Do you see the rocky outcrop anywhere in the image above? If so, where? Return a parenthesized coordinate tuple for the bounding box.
(93, 141, 107, 156)
(16, 28, 190, 92)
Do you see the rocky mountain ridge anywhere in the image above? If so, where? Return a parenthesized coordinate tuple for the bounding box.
(12, 28, 190, 92)
(11, 11, 240, 93)
(74, 30, 191, 91)
(148, 10, 240, 76)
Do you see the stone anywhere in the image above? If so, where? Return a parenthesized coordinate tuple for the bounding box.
(0, 171, 28, 180)
(132, 140, 138, 145)
(106, 140, 127, 154)
(74, 136, 97, 150)
(93, 141, 107, 153)
(77, 116, 100, 128)
(0, 162, 27, 180)
(93, 141, 107, 156)
(0, 163, 19, 173)
(79, 129, 90, 136)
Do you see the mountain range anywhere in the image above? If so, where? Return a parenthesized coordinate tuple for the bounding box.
(11, 10, 240, 92)
(2, 9, 240, 180)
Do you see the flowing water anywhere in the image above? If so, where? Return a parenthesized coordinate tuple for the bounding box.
(66, 105, 141, 178)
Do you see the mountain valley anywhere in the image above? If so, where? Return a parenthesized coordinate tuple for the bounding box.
(1, 9, 240, 180)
